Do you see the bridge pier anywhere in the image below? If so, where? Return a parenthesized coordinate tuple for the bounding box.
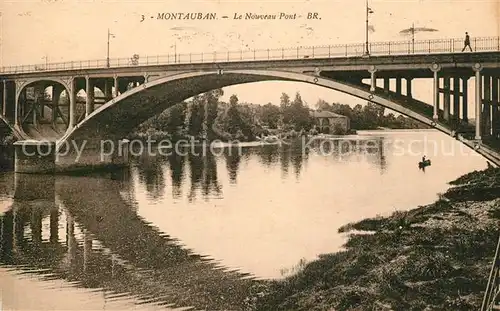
(368, 68, 376, 92)
(51, 85, 63, 128)
(69, 78, 76, 129)
(443, 76, 451, 122)
(406, 77, 413, 98)
(453, 77, 460, 126)
(483, 75, 492, 136)
(13, 141, 56, 174)
(85, 76, 94, 117)
(55, 138, 130, 172)
(462, 77, 469, 123)
(383, 77, 389, 93)
(395, 77, 402, 95)
(32, 85, 44, 129)
(493, 77, 499, 138)
(2, 80, 6, 117)
(114, 75, 119, 97)
(431, 65, 441, 120)
(474, 64, 483, 140)
(104, 79, 112, 100)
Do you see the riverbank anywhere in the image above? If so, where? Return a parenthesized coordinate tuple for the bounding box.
(251, 167, 500, 311)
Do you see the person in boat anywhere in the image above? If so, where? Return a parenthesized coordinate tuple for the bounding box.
(422, 155, 426, 163)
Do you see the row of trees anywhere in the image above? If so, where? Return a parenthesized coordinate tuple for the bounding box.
(315, 99, 429, 130)
(132, 90, 428, 141)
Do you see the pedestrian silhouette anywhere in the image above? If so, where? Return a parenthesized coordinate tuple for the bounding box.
(462, 32, 472, 52)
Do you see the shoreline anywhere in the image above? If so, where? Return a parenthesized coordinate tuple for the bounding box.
(250, 167, 500, 310)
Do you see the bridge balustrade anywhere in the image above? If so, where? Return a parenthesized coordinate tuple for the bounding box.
(1, 36, 499, 74)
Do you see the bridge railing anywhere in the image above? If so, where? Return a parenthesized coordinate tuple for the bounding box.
(1, 36, 499, 75)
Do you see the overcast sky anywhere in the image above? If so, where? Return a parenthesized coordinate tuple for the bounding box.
(1, 0, 499, 108)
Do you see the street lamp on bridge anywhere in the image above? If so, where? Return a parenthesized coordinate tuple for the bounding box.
(42, 54, 48, 69)
(107, 28, 115, 68)
(363, 0, 374, 56)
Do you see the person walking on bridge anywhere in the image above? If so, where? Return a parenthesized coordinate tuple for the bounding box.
(462, 32, 472, 52)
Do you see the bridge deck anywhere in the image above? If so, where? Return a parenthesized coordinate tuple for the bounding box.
(1, 36, 500, 77)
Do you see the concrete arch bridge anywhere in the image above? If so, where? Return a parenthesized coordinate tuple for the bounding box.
(1, 36, 500, 167)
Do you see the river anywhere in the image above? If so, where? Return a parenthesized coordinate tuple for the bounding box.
(0, 130, 488, 310)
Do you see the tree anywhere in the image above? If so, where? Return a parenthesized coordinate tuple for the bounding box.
(280, 92, 294, 125)
(165, 103, 187, 136)
(188, 95, 204, 137)
(316, 99, 331, 110)
(225, 94, 243, 135)
(260, 103, 281, 129)
(290, 92, 313, 130)
(201, 89, 223, 139)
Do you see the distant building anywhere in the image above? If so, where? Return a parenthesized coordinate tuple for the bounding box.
(310, 110, 350, 134)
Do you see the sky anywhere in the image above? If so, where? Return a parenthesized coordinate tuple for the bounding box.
(1, 0, 499, 108)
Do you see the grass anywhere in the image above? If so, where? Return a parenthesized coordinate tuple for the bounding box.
(252, 167, 500, 311)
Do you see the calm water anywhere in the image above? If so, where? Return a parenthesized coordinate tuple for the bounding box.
(0, 131, 488, 310)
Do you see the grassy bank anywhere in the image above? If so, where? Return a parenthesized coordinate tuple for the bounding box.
(252, 167, 500, 311)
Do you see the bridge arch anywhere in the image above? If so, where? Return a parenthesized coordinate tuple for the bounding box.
(16, 78, 72, 140)
(57, 69, 497, 164)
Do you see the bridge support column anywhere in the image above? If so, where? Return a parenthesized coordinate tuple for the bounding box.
(2, 80, 6, 117)
(69, 78, 76, 129)
(51, 85, 62, 128)
(462, 77, 469, 122)
(383, 77, 389, 93)
(483, 75, 492, 136)
(13, 141, 56, 174)
(473, 63, 483, 140)
(406, 77, 413, 98)
(395, 77, 402, 95)
(492, 77, 499, 138)
(32, 85, 44, 129)
(14, 89, 20, 128)
(104, 79, 112, 100)
(113, 75, 119, 98)
(85, 76, 94, 117)
(431, 64, 441, 120)
(443, 76, 451, 122)
(453, 77, 460, 126)
(368, 67, 376, 92)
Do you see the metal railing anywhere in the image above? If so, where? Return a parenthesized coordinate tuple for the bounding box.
(1, 36, 499, 75)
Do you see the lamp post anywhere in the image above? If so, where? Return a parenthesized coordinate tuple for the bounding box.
(42, 55, 48, 69)
(364, 0, 374, 56)
(174, 42, 177, 63)
(107, 28, 115, 68)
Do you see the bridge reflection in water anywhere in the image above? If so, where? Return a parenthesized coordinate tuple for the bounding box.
(0, 138, 388, 310)
(0, 172, 261, 310)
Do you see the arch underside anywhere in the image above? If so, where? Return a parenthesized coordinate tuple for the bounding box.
(58, 70, 500, 165)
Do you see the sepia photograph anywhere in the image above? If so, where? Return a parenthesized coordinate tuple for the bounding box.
(0, 0, 499, 310)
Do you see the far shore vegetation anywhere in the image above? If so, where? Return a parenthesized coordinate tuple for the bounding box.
(128, 89, 428, 143)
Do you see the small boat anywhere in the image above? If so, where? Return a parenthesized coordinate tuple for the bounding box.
(257, 135, 280, 144)
(418, 159, 431, 169)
